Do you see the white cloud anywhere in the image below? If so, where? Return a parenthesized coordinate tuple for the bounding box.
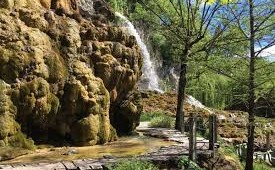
(257, 45, 275, 61)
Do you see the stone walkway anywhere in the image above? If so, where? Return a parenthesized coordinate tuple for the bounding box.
(0, 122, 214, 170)
(137, 121, 210, 150)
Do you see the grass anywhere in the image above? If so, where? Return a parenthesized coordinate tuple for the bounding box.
(253, 161, 274, 170)
(140, 111, 168, 121)
(219, 143, 243, 169)
(241, 161, 275, 170)
(219, 143, 274, 170)
(149, 116, 175, 128)
(219, 144, 238, 158)
(140, 111, 175, 128)
(110, 159, 158, 170)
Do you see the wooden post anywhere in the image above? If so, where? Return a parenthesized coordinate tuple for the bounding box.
(189, 113, 196, 162)
(209, 114, 217, 157)
(266, 131, 270, 150)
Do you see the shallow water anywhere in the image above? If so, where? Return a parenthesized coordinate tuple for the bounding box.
(1, 134, 175, 164)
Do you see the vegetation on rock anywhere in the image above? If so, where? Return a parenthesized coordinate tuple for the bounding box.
(0, 0, 143, 147)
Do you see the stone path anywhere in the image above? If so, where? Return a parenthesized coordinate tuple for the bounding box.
(0, 122, 214, 170)
(137, 121, 211, 150)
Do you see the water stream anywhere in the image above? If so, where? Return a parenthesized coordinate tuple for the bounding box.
(115, 13, 163, 93)
(1, 135, 175, 164)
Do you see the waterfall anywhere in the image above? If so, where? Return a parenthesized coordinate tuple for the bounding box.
(169, 67, 179, 90)
(169, 68, 213, 113)
(115, 12, 163, 93)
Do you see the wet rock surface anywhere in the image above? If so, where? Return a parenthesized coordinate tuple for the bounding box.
(0, 0, 142, 146)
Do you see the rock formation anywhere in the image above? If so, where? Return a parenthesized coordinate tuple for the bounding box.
(0, 0, 142, 146)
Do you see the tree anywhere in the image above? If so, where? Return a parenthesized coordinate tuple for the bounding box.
(209, 1, 275, 169)
(137, 0, 234, 132)
(216, 0, 275, 170)
(237, 0, 275, 169)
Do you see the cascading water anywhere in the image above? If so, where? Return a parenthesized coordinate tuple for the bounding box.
(169, 68, 213, 113)
(115, 12, 163, 93)
(169, 67, 179, 90)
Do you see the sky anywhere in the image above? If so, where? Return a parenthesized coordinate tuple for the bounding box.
(259, 45, 275, 62)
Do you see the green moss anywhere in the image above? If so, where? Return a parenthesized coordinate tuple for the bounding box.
(71, 115, 99, 145)
(0, 80, 19, 140)
(97, 114, 109, 144)
(108, 125, 118, 142)
(0, 115, 19, 140)
(44, 54, 67, 83)
(47, 93, 60, 120)
(8, 132, 35, 150)
(0, 80, 35, 150)
(0, 47, 32, 83)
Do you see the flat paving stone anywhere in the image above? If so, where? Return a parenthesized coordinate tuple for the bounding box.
(62, 161, 77, 170)
(72, 159, 92, 170)
(0, 165, 13, 169)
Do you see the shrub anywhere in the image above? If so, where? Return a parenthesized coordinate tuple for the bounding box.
(253, 161, 273, 170)
(111, 159, 158, 170)
(140, 111, 167, 122)
(106, 0, 127, 13)
(149, 115, 175, 128)
(178, 156, 203, 170)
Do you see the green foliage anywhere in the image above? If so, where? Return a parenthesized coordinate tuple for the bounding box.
(128, 0, 274, 110)
(140, 111, 174, 128)
(106, 0, 128, 13)
(159, 78, 176, 92)
(178, 156, 204, 170)
(140, 111, 167, 121)
(186, 69, 232, 109)
(220, 143, 249, 170)
(111, 159, 158, 170)
(196, 118, 209, 138)
(253, 161, 274, 170)
(220, 144, 238, 159)
(150, 115, 175, 128)
(219, 144, 244, 169)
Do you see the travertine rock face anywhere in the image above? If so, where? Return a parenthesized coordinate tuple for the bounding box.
(0, 0, 142, 146)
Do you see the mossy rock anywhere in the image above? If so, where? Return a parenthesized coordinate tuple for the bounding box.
(0, 80, 18, 140)
(0, 0, 141, 147)
(0, 0, 14, 9)
(0, 80, 34, 149)
(0, 115, 19, 140)
(71, 114, 100, 146)
(111, 91, 142, 134)
(0, 48, 30, 83)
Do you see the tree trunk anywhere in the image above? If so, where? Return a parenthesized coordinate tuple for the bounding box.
(245, 0, 255, 169)
(175, 57, 187, 133)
